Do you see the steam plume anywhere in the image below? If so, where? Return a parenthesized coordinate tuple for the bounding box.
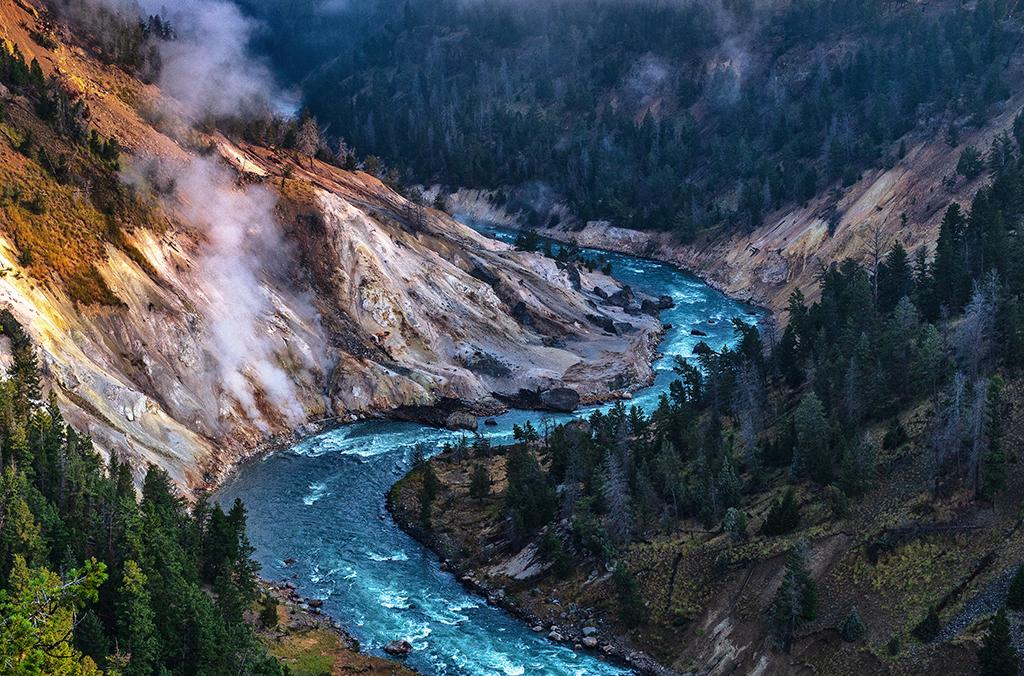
(174, 157, 312, 428)
(70, 0, 297, 117)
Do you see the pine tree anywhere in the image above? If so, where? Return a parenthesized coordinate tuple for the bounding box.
(792, 392, 830, 483)
(878, 241, 914, 313)
(912, 247, 936, 319)
(981, 375, 1007, 500)
(761, 487, 800, 536)
(612, 563, 646, 627)
(0, 468, 44, 576)
(0, 556, 107, 675)
(932, 204, 969, 311)
(839, 440, 876, 498)
(418, 462, 439, 528)
(1007, 565, 1024, 612)
(116, 560, 159, 676)
(723, 507, 748, 540)
(769, 539, 816, 652)
(840, 606, 866, 642)
(978, 608, 1018, 676)
(469, 463, 490, 501)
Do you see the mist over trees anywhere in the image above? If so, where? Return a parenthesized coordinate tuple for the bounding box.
(239, 0, 1018, 236)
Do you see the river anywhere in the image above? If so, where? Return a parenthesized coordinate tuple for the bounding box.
(216, 224, 757, 675)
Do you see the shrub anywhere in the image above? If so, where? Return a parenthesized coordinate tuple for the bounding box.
(260, 595, 279, 628)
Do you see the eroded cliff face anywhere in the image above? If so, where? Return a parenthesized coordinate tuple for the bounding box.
(0, 0, 664, 490)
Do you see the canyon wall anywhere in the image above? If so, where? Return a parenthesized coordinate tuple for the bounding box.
(0, 0, 664, 490)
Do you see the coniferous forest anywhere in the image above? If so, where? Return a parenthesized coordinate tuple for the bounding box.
(397, 127, 1024, 669)
(0, 310, 283, 674)
(241, 0, 1020, 235)
(4, 0, 1024, 673)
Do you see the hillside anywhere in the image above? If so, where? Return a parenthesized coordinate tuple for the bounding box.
(391, 139, 1024, 672)
(523, 86, 1024, 312)
(0, 0, 665, 491)
(236, 0, 1024, 314)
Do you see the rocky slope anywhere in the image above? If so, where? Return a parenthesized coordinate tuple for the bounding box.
(0, 0, 664, 491)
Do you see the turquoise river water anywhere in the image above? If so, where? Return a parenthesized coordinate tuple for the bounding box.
(216, 225, 757, 675)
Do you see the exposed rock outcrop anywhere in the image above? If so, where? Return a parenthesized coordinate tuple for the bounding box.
(0, 0, 665, 491)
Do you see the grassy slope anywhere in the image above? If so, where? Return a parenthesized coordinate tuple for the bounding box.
(0, 3, 180, 306)
(256, 582, 415, 676)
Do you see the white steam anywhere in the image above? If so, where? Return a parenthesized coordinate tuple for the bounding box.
(173, 157, 310, 429)
(82, 0, 297, 117)
(70, 0, 320, 427)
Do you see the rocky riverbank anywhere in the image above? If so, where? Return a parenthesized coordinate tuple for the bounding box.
(385, 449, 673, 676)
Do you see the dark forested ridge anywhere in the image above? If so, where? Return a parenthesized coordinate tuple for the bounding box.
(0, 310, 290, 674)
(241, 0, 1022, 236)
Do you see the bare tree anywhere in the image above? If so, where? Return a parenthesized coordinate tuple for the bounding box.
(602, 451, 632, 546)
(335, 137, 352, 166)
(296, 117, 320, 167)
(733, 361, 764, 465)
(867, 222, 887, 302)
(966, 377, 989, 498)
(929, 371, 966, 493)
(953, 275, 998, 381)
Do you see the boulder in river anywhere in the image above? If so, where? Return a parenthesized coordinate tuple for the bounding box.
(484, 418, 498, 426)
(538, 387, 581, 412)
(497, 387, 581, 412)
(691, 329, 708, 337)
(283, 557, 296, 566)
(640, 299, 661, 315)
(445, 411, 478, 431)
(384, 640, 413, 657)
(307, 598, 324, 609)
(547, 631, 565, 642)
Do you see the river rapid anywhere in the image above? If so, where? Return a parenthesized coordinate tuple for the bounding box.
(216, 225, 757, 675)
